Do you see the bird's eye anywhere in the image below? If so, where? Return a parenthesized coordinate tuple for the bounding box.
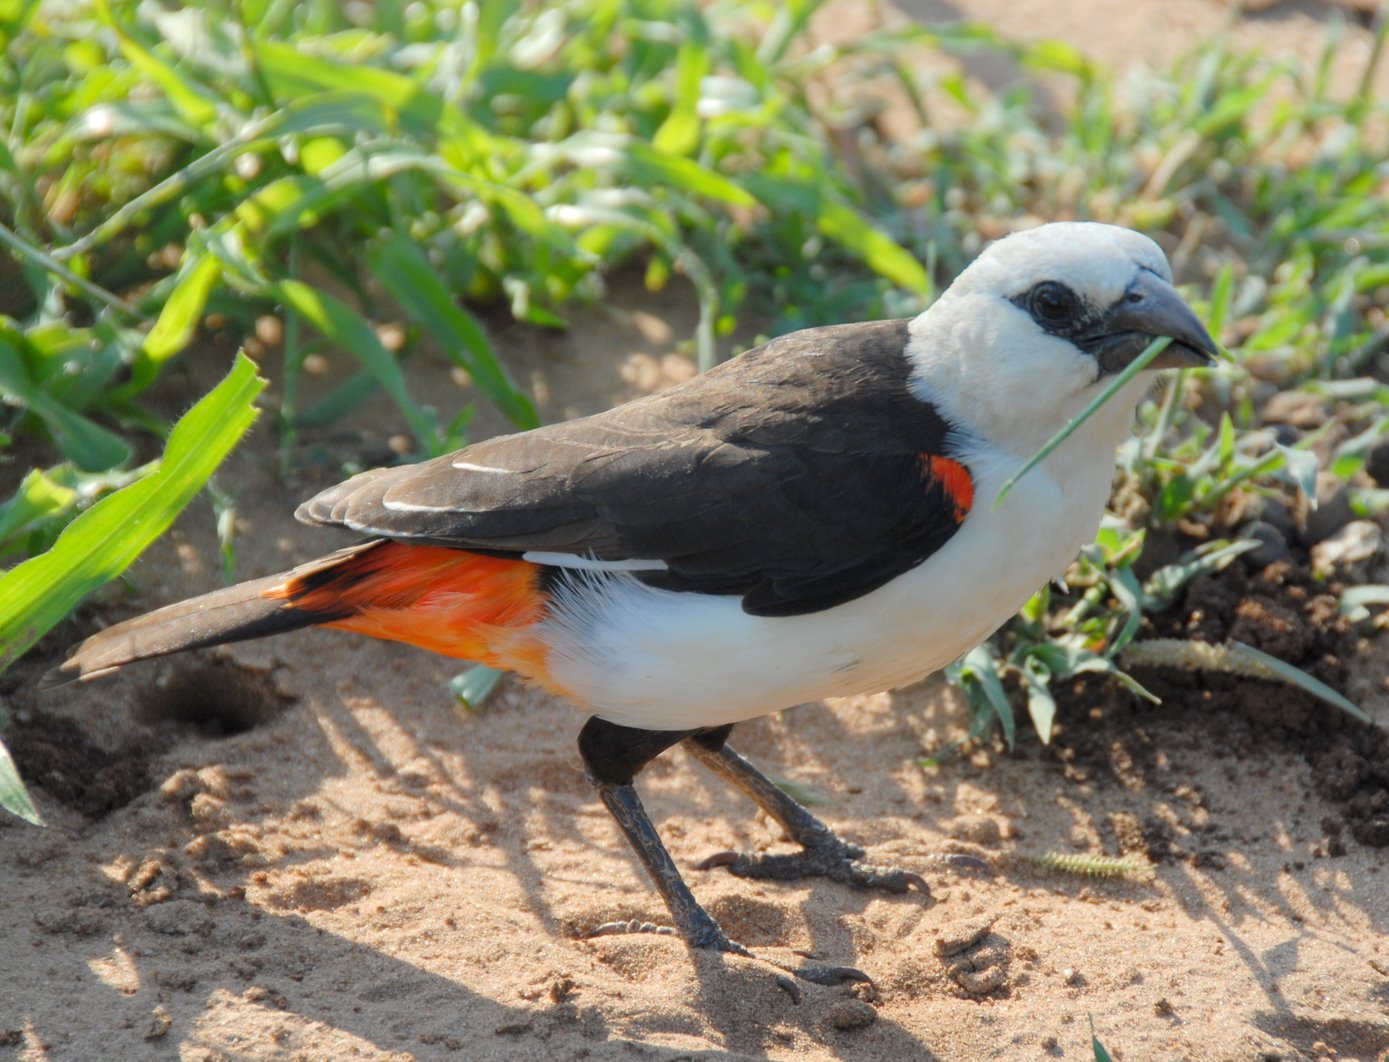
(1031, 281, 1078, 324)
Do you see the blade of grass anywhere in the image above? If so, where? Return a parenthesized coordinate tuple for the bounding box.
(0, 353, 264, 672)
(0, 735, 41, 825)
(137, 251, 222, 388)
(1228, 641, 1370, 724)
(1341, 584, 1389, 622)
(1090, 1017, 1115, 1062)
(0, 468, 77, 550)
(994, 338, 1172, 509)
(0, 337, 132, 471)
(0, 219, 140, 317)
(367, 232, 538, 429)
(959, 644, 1016, 748)
(448, 665, 503, 712)
(271, 279, 438, 451)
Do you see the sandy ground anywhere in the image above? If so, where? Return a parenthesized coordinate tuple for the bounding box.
(5, 2, 1389, 1060)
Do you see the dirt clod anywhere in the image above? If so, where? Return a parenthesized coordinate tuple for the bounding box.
(826, 999, 877, 1030)
(145, 1005, 172, 1038)
(935, 914, 997, 957)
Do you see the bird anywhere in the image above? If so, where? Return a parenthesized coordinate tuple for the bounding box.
(46, 221, 1216, 984)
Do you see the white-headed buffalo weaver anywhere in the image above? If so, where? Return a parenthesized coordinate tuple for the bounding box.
(48, 222, 1217, 985)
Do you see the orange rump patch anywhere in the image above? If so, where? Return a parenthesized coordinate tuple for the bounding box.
(267, 542, 561, 693)
(920, 454, 974, 524)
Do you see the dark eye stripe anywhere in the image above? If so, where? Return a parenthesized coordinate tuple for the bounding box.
(1008, 281, 1100, 341)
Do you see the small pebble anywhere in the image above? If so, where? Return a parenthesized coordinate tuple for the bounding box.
(1301, 473, 1353, 545)
(1240, 520, 1290, 569)
(947, 814, 1001, 846)
(1365, 439, 1389, 487)
(1311, 519, 1382, 576)
(145, 1006, 172, 1040)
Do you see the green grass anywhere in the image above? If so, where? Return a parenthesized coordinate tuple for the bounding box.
(3, 1, 1389, 821)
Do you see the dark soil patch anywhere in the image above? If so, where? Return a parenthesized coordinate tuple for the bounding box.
(4, 712, 154, 818)
(137, 656, 295, 736)
(1043, 555, 1389, 850)
(5, 655, 294, 819)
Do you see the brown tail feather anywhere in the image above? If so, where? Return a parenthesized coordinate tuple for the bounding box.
(40, 543, 378, 688)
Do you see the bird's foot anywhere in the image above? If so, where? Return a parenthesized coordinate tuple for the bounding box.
(583, 918, 869, 998)
(586, 917, 745, 954)
(698, 832, 930, 897)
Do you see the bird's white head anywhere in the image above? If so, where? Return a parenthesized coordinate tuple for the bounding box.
(909, 222, 1216, 458)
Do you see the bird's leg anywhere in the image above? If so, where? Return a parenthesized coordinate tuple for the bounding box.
(684, 726, 929, 897)
(579, 717, 869, 988)
(579, 717, 742, 952)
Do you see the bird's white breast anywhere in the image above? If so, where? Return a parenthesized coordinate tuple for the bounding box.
(536, 441, 1113, 732)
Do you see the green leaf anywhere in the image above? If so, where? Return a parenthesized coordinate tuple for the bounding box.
(139, 251, 221, 384)
(95, 0, 221, 127)
(1341, 584, 1389, 622)
(0, 354, 264, 673)
(0, 336, 131, 471)
(567, 133, 757, 208)
(652, 31, 710, 157)
(1142, 539, 1258, 607)
(448, 665, 503, 712)
(816, 198, 932, 295)
(958, 644, 1015, 748)
(271, 280, 437, 450)
(1229, 641, 1370, 724)
(1090, 1017, 1115, 1062)
(1022, 39, 1098, 80)
(0, 0, 39, 51)
(368, 233, 538, 429)
(1020, 658, 1056, 745)
(1275, 443, 1319, 502)
(1206, 262, 1235, 338)
(0, 736, 41, 826)
(0, 468, 77, 550)
(1106, 566, 1145, 653)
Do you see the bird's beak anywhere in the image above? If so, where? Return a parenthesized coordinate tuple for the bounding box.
(1080, 271, 1219, 374)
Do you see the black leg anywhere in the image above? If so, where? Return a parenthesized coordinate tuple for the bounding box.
(577, 717, 869, 988)
(684, 728, 929, 896)
(578, 717, 741, 952)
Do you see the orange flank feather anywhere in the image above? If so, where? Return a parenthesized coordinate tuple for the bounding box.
(920, 454, 974, 524)
(266, 542, 562, 694)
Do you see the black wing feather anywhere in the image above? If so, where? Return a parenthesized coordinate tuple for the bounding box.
(297, 320, 975, 616)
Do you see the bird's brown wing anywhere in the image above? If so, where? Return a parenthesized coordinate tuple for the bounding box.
(297, 320, 976, 617)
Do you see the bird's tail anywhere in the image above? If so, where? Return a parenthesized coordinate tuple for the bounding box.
(39, 543, 381, 688)
(42, 540, 554, 690)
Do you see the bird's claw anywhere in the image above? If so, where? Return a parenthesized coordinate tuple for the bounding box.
(772, 962, 870, 1002)
(931, 852, 995, 875)
(785, 962, 872, 986)
(695, 850, 740, 870)
(901, 870, 931, 894)
(587, 918, 679, 939)
(584, 917, 869, 1000)
(698, 841, 931, 898)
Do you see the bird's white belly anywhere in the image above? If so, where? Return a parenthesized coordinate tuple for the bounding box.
(538, 454, 1108, 732)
